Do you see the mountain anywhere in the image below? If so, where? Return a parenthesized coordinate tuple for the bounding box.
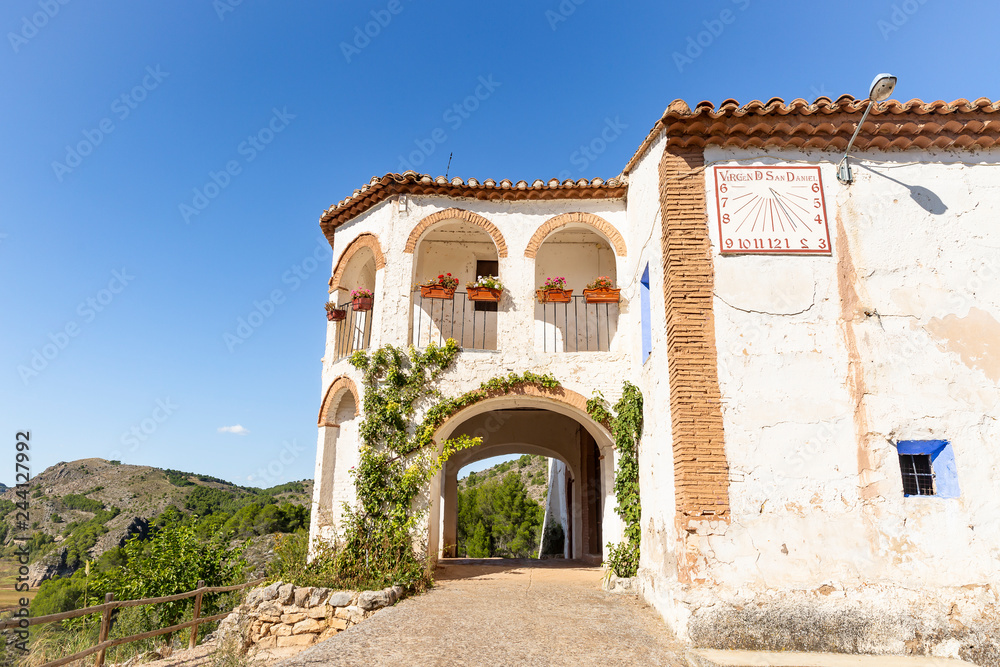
(0, 458, 312, 588)
(458, 454, 549, 505)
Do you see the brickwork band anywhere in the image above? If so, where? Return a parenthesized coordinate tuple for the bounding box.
(657, 147, 730, 520)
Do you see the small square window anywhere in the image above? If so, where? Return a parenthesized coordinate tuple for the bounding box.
(896, 440, 960, 499)
(898, 453, 934, 496)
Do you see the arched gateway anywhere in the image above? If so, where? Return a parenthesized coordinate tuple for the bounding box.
(427, 391, 619, 565)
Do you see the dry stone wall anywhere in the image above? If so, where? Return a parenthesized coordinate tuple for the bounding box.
(218, 581, 404, 651)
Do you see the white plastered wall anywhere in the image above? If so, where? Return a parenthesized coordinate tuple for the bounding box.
(618, 132, 687, 629)
(311, 194, 637, 562)
(688, 145, 1000, 654)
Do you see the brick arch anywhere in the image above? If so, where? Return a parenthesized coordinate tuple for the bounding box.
(403, 208, 508, 258)
(434, 382, 611, 439)
(524, 212, 626, 258)
(330, 233, 386, 292)
(317, 376, 361, 426)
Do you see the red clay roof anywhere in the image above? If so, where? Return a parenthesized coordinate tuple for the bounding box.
(321, 96, 1000, 234)
(319, 172, 626, 237)
(624, 95, 1000, 173)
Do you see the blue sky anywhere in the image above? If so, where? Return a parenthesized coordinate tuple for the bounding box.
(2, 1, 997, 487)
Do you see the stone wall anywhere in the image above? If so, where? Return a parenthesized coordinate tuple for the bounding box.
(218, 581, 404, 651)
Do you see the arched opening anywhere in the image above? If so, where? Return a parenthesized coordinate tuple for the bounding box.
(410, 216, 502, 351)
(453, 453, 552, 559)
(533, 225, 619, 353)
(330, 244, 377, 361)
(311, 383, 361, 546)
(429, 398, 618, 565)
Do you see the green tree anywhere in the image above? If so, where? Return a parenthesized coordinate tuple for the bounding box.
(467, 522, 490, 558)
(32, 570, 94, 617)
(456, 474, 543, 558)
(94, 524, 245, 632)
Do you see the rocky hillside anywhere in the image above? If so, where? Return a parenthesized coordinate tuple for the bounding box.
(458, 454, 549, 505)
(0, 458, 311, 587)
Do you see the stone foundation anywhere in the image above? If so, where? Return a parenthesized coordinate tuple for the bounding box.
(217, 581, 404, 651)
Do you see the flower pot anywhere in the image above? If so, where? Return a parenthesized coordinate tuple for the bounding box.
(352, 297, 373, 311)
(583, 288, 621, 303)
(327, 309, 347, 322)
(536, 288, 573, 303)
(467, 287, 502, 302)
(420, 285, 456, 299)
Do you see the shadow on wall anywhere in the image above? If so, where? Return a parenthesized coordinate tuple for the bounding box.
(862, 165, 948, 215)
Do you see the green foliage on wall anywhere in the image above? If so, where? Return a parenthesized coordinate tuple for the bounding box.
(588, 381, 643, 578)
(303, 341, 563, 590)
(328, 340, 478, 590)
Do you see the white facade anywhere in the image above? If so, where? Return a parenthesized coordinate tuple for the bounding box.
(312, 98, 1000, 663)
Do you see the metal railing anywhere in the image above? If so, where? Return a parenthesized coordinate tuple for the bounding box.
(331, 298, 373, 362)
(536, 296, 618, 352)
(411, 290, 497, 351)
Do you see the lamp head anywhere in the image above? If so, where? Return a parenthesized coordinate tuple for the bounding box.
(868, 73, 897, 102)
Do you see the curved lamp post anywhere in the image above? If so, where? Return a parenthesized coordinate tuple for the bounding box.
(837, 73, 897, 184)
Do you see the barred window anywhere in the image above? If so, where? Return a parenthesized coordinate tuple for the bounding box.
(898, 453, 935, 496)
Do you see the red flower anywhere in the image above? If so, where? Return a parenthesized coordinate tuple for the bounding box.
(446, 273, 451, 276)
(438, 274, 444, 279)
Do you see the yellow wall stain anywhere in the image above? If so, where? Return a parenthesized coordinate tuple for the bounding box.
(926, 307, 1000, 383)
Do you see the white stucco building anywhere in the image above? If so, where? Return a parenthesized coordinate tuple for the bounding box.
(310, 94, 1000, 663)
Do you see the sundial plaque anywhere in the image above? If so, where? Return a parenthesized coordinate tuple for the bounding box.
(713, 165, 832, 255)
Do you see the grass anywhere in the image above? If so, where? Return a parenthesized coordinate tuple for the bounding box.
(0, 559, 37, 612)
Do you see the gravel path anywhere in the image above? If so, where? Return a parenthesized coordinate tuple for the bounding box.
(276, 559, 686, 667)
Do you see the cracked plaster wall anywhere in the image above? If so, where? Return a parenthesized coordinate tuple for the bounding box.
(685, 147, 1000, 661)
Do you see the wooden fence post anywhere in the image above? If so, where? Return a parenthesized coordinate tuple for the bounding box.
(96, 592, 114, 667)
(189, 580, 205, 650)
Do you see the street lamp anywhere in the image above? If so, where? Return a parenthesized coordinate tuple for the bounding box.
(837, 73, 897, 184)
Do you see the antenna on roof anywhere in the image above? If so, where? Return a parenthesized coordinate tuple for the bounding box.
(445, 152, 453, 180)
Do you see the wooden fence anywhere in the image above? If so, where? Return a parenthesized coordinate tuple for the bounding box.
(0, 578, 263, 667)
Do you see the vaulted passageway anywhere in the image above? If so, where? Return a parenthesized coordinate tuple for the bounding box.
(428, 398, 619, 565)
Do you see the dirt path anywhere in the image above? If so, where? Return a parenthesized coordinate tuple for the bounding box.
(275, 559, 686, 667)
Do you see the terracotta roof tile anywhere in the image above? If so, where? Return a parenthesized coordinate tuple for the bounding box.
(321, 95, 999, 237)
(624, 95, 1000, 173)
(319, 171, 626, 237)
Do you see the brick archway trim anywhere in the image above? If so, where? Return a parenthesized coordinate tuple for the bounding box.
(317, 376, 361, 426)
(403, 208, 508, 258)
(524, 212, 626, 258)
(434, 382, 611, 437)
(330, 233, 386, 293)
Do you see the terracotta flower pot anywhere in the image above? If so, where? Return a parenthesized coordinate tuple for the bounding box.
(536, 288, 573, 303)
(327, 309, 347, 322)
(467, 287, 502, 302)
(420, 285, 456, 299)
(583, 288, 621, 303)
(352, 297, 373, 311)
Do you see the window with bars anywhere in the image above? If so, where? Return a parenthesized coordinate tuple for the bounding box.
(898, 453, 935, 496)
(896, 439, 960, 499)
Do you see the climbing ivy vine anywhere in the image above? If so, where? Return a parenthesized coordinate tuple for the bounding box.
(336, 340, 563, 590)
(588, 381, 643, 578)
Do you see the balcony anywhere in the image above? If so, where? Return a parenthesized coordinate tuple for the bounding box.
(535, 295, 618, 353)
(331, 298, 373, 362)
(411, 290, 498, 351)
